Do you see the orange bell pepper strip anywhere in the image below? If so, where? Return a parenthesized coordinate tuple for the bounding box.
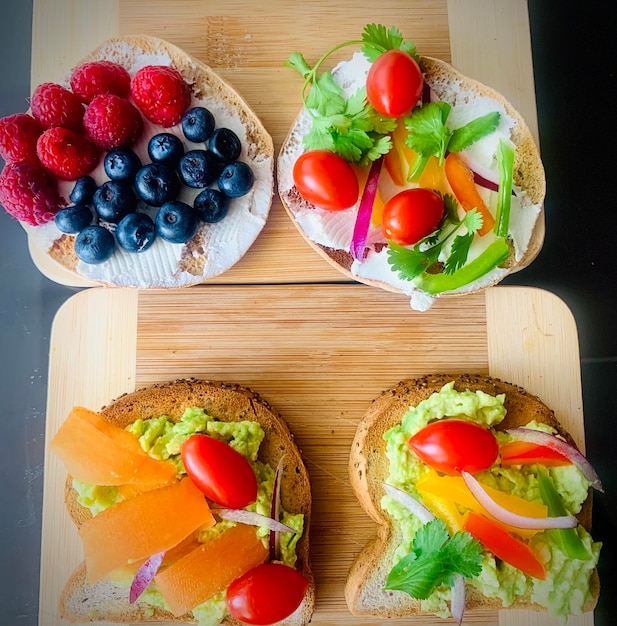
(500, 441, 572, 467)
(444, 152, 495, 235)
(463, 511, 546, 580)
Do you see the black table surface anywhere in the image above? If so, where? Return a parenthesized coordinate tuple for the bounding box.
(1, 2, 615, 624)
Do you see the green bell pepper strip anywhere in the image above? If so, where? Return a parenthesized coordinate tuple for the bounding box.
(412, 237, 510, 295)
(494, 138, 515, 238)
(537, 468, 591, 561)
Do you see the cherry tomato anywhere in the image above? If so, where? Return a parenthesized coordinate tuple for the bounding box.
(381, 188, 444, 245)
(292, 150, 359, 211)
(366, 50, 423, 117)
(226, 563, 310, 625)
(409, 419, 498, 475)
(180, 434, 257, 509)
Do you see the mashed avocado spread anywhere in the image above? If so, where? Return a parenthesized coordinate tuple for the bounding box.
(73, 407, 304, 626)
(382, 381, 601, 620)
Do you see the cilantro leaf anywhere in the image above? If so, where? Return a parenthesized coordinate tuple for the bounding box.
(385, 519, 483, 600)
(448, 112, 501, 153)
(284, 52, 312, 78)
(442, 193, 460, 221)
(444, 232, 475, 274)
(387, 240, 442, 281)
(361, 24, 418, 62)
(305, 72, 346, 117)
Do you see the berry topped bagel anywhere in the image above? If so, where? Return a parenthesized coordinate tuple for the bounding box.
(0, 36, 274, 288)
(278, 24, 545, 311)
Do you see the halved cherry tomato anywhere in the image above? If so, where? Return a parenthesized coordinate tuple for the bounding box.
(381, 188, 444, 245)
(408, 419, 498, 475)
(180, 434, 257, 509)
(366, 49, 423, 118)
(500, 441, 571, 467)
(226, 563, 310, 625)
(292, 150, 359, 211)
(463, 511, 546, 580)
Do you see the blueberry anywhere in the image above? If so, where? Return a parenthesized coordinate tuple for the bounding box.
(194, 188, 230, 223)
(181, 107, 215, 143)
(208, 128, 241, 163)
(134, 163, 180, 206)
(116, 212, 156, 253)
(93, 180, 137, 223)
(217, 161, 254, 198)
(178, 150, 224, 188)
(155, 201, 199, 243)
(74, 225, 115, 264)
(104, 148, 142, 181)
(54, 204, 93, 234)
(148, 133, 184, 166)
(70, 175, 97, 205)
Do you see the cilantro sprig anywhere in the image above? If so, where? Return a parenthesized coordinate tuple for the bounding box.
(285, 25, 417, 165)
(387, 197, 484, 280)
(385, 519, 483, 600)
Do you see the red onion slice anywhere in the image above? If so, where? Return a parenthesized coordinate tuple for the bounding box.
(350, 156, 383, 261)
(506, 427, 603, 492)
(212, 508, 294, 533)
(129, 551, 165, 603)
(451, 574, 466, 625)
(382, 482, 435, 524)
(269, 456, 285, 561)
(461, 471, 578, 529)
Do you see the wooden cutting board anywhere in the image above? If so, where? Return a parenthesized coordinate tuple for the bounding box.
(40, 285, 593, 626)
(28, 0, 542, 287)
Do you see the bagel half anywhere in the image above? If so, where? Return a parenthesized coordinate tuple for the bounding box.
(57, 379, 314, 626)
(346, 373, 600, 620)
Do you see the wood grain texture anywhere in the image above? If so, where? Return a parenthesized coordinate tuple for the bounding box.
(39, 285, 593, 625)
(27, 0, 541, 288)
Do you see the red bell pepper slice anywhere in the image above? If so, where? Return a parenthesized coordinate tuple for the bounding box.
(500, 441, 571, 466)
(463, 511, 546, 580)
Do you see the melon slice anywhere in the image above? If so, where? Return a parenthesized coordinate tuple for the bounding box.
(79, 477, 215, 583)
(50, 406, 177, 486)
(154, 523, 269, 616)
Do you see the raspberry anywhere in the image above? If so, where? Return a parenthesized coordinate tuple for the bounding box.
(0, 113, 43, 164)
(0, 162, 64, 225)
(70, 60, 131, 104)
(30, 82, 85, 131)
(83, 93, 143, 150)
(130, 65, 191, 127)
(36, 127, 99, 180)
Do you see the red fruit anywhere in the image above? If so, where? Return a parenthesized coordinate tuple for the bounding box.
(130, 65, 191, 127)
(36, 127, 99, 180)
(70, 60, 131, 104)
(0, 162, 64, 225)
(83, 93, 143, 150)
(0, 113, 44, 164)
(30, 82, 85, 131)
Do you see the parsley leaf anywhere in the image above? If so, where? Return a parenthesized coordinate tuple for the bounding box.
(385, 519, 483, 600)
(361, 24, 419, 62)
(448, 111, 501, 153)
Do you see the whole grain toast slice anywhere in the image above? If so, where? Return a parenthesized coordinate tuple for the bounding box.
(59, 379, 314, 626)
(345, 373, 599, 618)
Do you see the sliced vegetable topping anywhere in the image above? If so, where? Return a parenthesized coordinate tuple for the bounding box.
(506, 427, 604, 492)
(461, 471, 578, 530)
(351, 155, 383, 259)
(383, 482, 435, 524)
(463, 511, 546, 580)
(494, 138, 515, 237)
(500, 440, 571, 466)
(269, 456, 284, 561)
(129, 551, 165, 603)
(211, 508, 294, 533)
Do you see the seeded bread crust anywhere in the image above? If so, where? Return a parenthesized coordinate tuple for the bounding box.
(278, 55, 546, 299)
(59, 378, 314, 626)
(345, 373, 599, 618)
(31, 35, 274, 287)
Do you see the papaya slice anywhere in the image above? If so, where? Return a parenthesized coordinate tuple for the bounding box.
(154, 523, 268, 616)
(79, 477, 215, 583)
(50, 406, 177, 486)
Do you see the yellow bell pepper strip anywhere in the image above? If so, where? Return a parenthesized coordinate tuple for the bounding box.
(412, 237, 510, 295)
(463, 511, 546, 580)
(417, 489, 464, 535)
(537, 468, 591, 561)
(494, 138, 515, 237)
(418, 155, 450, 197)
(444, 152, 495, 235)
(415, 470, 546, 538)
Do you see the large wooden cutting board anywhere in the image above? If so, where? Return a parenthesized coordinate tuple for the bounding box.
(28, 0, 541, 287)
(40, 285, 593, 625)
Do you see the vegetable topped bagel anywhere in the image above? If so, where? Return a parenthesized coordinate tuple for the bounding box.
(346, 374, 601, 622)
(278, 24, 545, 311)
(49, 379, 314, 626)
